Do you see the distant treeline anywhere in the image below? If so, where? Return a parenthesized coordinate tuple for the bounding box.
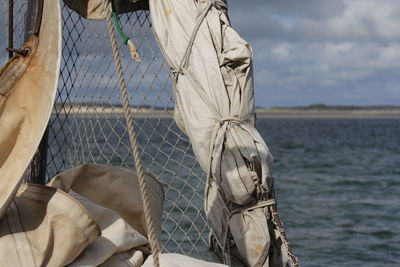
(57, 102, 400, 111)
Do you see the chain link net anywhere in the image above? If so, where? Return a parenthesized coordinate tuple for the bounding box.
(1, 0, 27, 61)
(54, 2, 212, 260)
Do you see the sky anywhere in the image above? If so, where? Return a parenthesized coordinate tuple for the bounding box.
(228, 0, 400, 107)
(1, 1, 399, 108)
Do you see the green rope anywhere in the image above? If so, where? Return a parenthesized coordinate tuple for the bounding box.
(111, 0, 129, 45)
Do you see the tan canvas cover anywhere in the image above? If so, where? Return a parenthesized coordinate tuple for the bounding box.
(63, 0, 149, 20)
(150, 0, 289, 266)
(66, 191, 149, 267)
(0, 0, 62, 219)
(143, 253, 228, 267)
(99, 249, 145, 266)
(0, 184, 100, 266)
(46, 164, 165, 266)
(0, 163, 165, 267)
(47, 164, 164, 242)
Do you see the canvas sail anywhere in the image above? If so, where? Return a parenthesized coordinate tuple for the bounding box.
(149, 0, 291, 266)
(0, 0, 62, 218)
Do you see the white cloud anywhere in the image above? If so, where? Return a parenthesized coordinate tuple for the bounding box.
(272, 43, 292, 60)
(229, 0, 400, 106)
(317, 0, 400, 41)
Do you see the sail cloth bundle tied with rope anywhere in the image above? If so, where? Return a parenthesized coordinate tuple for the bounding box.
(149, 0, 299, 266)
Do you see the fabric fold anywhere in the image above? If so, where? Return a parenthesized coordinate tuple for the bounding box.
(47, 164, 165, 266)
(0, 184, 100, 267)
(0, 0, 62, 219)
(149, 0, 290, 265)
(66, 191, 149, 267)
(47, 164, 164, 240)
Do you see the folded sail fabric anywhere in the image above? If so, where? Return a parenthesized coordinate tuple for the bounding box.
(0, 163, 165, 267)
(99, 249, 145, 266)
(47, 164, 165, 267)
(48, 164, 164, 239)
(0, 0, 62, 219)
(66, 191, 149, 267)
(0, 184, 100, 267)
(142, 253, 229, 267)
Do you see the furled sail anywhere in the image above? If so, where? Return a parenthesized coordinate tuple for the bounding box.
(149, 0, 294, 266)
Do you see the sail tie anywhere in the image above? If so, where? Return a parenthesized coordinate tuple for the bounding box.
(172, 0, 226, 82)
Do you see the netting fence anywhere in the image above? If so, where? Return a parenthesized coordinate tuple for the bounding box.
(2, 0, 212, 260)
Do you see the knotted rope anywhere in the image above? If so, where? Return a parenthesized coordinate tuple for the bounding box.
(101, 1, 161, 266)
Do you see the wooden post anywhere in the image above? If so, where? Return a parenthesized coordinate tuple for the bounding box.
(22, 0, 48, 184)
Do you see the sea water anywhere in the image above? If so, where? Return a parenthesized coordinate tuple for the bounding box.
(259, 118, 400, 267)
(48, 117, 400, 266)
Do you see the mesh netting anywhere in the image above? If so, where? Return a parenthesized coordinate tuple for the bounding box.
(0, 0, 27, 57)
(2, 1, 212, 260)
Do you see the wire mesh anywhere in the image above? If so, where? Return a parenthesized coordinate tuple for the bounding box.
(46, 3, 212, 260)
(1, 0, 28, 63)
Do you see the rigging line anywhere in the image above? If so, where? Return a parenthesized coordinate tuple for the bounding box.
(8, 0, 14, 59)
(101, 1, 161, 266)
(270, 205, 300, 267)
(111, 0, 129, 44)
(110, 0, 141, 62)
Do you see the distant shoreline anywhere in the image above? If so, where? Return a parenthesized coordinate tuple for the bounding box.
(53, 104, 400, 118)
(255, 108, 400, 118)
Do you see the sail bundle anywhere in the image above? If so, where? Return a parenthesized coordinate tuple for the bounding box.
(149, 0, 293, 266)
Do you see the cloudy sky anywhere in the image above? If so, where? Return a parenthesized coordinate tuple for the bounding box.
(1, 1, 399, 108)
(228, 0, 400, 107)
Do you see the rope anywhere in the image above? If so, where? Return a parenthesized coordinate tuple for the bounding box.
(101, 1, 161, 266)
(172, 0, 226, 82)
(8, 0, 14, 59)
(270, 205, 299, 267)
(110, 0, 141, 62)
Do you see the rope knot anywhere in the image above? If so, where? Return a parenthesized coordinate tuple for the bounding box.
(216, 117, 245, 126)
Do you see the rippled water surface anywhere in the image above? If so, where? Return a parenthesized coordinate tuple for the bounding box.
(257, 118, 400, 267)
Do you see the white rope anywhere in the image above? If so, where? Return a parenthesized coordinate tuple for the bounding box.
(270, 204, 300, 267)
(101, 1, 161, 266)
